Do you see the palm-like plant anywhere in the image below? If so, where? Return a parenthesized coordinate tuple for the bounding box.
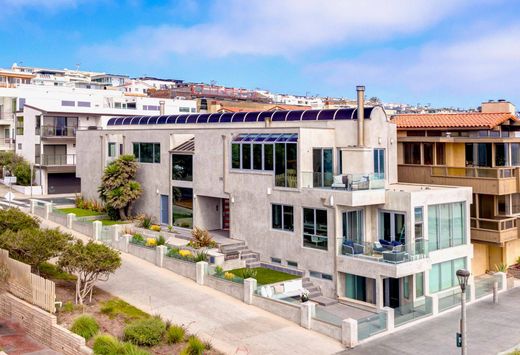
(98, 155, 142, 220)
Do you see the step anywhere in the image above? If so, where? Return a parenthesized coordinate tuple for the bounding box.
(310, 296, 338, 306)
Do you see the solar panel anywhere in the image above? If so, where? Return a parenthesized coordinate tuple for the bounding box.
(219, 113, 233, 123)
(197, 114, 210, 123)
(157, 116, 167, 124)
(176, 115, 187, 124)
(302, 110, 319, 120)
(286, 110, 304, 121)
(147, 116, 159, 124)
(317, 109, 336, 121)
(272, 111, 288, 121)
(129, 116, 140, 124)
(244, 112, 259, 122)
(232, 112, 247, 122)
(208, 113, 222, 123)
(186, 114, 198, 124)
(166, 115, 177, 124)
(258, 111, 274, 122)
(122, 117, 133, 125)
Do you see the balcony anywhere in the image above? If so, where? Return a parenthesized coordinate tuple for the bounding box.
(398, 165, 519, 195)
(38, 125, 77, 138)
(337, 239, 430, 278)
(470, 217, 519, 244)
(35, 154, 76, 166)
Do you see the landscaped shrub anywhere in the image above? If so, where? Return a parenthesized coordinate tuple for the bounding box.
(0, 208, 39, 233)
(93, 334, 121, 355)
(61, 301, 75, 313)
(123, 317, 166, 346)
(157, 235, 166, 246)
(120, 342, 150, 355)
(181, 335, 205, 355)
(495, 263, 508, 272)
(190, 227, 217, 248)
(194, 251, 207, 262)
(145, 238, 157, 247)
(167, 225, 173, 232)
(165, 324, 186, 344)
(150, 224, 161, 232)
(224, 272, 235, 280)
(12, 159, 32, 186)
(138, 215, 154, 229)
(214, 266, 224, 277)
(70, 315, 99, 340)
(100, 298, 150, 322)
(240, 268, 257, 279)
(131, 234, 145, 245)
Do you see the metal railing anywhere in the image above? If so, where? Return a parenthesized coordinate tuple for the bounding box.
(470, 217, 518, 231)
(438, 286, 471, 312)
(35, 154, 76, 166)
(302, 172, 385, 191)
(340, 239, 428, 264)
(431, 166, 515, 179)
(475, 275, 501, 299)
(38, 125, 77, 137)
(394, 297, 432, 327)
(357, 312, 387, 340)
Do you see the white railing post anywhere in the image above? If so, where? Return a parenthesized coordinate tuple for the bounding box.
(382, 306, 395, 331)
(122, 234, 131, 253)
(44, 202, 52, 220)
(196, 261, 209, 286)
(92, 220, 102, 241)
(66, 213, 75, 229)
(29, 199, 35, 214)
(495, 272, 507, 292)
(156, 245, 167, 268)
(300, 301, 316, 329)
(468, 275, 476, 302)
(426, 294, 439, 315)
(243, 278, 257, 304)
(342, 318, 358, 348)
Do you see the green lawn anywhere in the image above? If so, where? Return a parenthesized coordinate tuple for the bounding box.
(98, 219, 129, 226)
(100, 298, 150, 323)
(58, 207, 104, 217)
(227, 267, 300, 285)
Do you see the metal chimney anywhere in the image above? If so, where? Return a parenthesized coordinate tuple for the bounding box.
(159, 100, 165, 115)
(356, 85, 365, 147)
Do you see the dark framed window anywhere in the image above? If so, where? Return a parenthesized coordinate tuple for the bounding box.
(264, 144, 273, 170)
(343, 210, 364, 243)
(373, 148, 385, 177)
(172, 154, 193, 181)
(172, 187, 193, 229)
(232, 144, 240, 169)
(133, 142, 160, 163)
(423, 143, 433, 165)
(272, 204, 294, 232)
(404, 143, 421, 164)
(313, 148, 333, 187)
(303, 208, 328, 250)
(108, 142, 116, 157)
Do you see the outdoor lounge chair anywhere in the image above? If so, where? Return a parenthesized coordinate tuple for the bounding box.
(342, 240, 365, 255)
(331, 175, 348, 189)
(382, 250, 407, 263)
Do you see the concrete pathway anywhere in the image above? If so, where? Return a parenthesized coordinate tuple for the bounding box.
(344, 287, 520, 355)
(37, 217, 345, 355)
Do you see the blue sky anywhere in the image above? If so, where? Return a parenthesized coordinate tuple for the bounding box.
(1, 0, 520, 108)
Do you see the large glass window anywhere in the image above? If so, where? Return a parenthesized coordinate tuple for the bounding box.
(133, 142, 160, 163)
(232, 144, 240, 169)
(404, 143, 421, 164)
(423, 143, 433, 165)
(374, 148, 385, 178)
(108, 142, 116, 157)
(345, 273, 367, 302)
(172, 154, 193, 181)
(428, 202, 466, 251)
(512, 143, 520, 166)
(272, 204, 294, 232)
(253, 144, 263, 170)
(264, 144, 273, 170)
(379, 211, 405, 243)
(172, 187, 193, 229)
(303, 208, 328, 250)
(495, 143, 509, 166)
(429, 258, 466, 293)
(313, 148, 333, 187)
(436, 143, 445, 165)
(343, 210, 364, 243)
(416, 272, 424, 298)
(242, 144, 251, 169)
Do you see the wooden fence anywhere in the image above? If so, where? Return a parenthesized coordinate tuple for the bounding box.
(0, 249, 56, 313)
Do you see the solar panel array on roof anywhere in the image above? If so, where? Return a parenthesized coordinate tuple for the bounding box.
(106, 107, 374, 126)
(232, 133, 298, 142)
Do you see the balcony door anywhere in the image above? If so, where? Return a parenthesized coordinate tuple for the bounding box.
(43, 145, 66, 165)
(379, 211, 406, 243)
(313, 148, 333, 187)
(55, 117, 67, 136)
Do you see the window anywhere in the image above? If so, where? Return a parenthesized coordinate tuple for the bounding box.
(423, 143, 433, 165)
(416, 272, 424, 298)
(253, 144, 262, 170)
(337, 149, 343, 174)
(379, 211, 405, 243)
(313, 148, 333, 187)
(61, 100, 75, 107)
(287, 260, 298, 268)
(133, 143, 160, 163)
(311, 270, 333, 281)
(264, 144, 273, 170)
(231, 142, 274, 171)
(435, 143, 445, 165)
(303, 208, 328, 250)
(429, 258, 466, 293)
(179, 107, 190, 113)
(345, 273, 367, 302)
(77, 101, 91, 108)
(242, 144, 251, 169)
(512, 143, 520, 166)
(428, 202, 465, 251)
(271, 257, 282, 264)
(404, 143, 421, 164)
(414, 207, 423, 240)
(272, 204, 294, 232)
(495, 143, 510, 166)
(232, 144, 240, 169)
(343, 210, 364, 243)
(119, 144, 123, 155)
(373, 148, 385, 177)
(108, 143, 116, 157)
(276, 142, 297, 188)
(172, 154, 193, 181)
(16, 116, 23, 135)
(172, 187, 193, 228)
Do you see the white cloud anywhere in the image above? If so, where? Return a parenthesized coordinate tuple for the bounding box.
(86, 0, 475, 59)
(305, 26, 520, 103)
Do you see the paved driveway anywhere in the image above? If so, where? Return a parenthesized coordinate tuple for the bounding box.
(345, 287, 520, 355)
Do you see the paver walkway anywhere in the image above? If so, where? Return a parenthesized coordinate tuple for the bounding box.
(0, 319, 60, 355)
(38, 218, 345, 355)
(344, 286, 520, 355)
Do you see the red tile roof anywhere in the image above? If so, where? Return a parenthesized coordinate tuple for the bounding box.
(392, 112, 518, 129)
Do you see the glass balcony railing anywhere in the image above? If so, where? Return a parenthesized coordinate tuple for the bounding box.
(301, 172, 385, 191)
(470, 217, 517, 231)
(341, 239, 428, 264)
(38, 125, 77, 137)
(357, 312, 387, 341)
(431, 166, 515, 179)
(35, 154, 76, 166)
(394, 297, 432, 327)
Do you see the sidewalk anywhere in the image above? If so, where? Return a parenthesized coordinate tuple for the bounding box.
(38, 218, 345, 355)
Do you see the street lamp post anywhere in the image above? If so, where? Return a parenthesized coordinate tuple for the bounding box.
(457, 269, 470, 355)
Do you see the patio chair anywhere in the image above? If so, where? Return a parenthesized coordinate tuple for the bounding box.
(331, 175, 347, 189)
(342, 240, 365, 255)
(382, 250, 407, 263)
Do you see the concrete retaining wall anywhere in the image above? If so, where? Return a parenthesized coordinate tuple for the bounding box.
(311, 318, 342, 341)
(163, 256, 197, 281)
(0, 293, 91, 355)
(128, 243, 157, 264)
(252, 295, 301, 324)
(205, 276, 244, 300)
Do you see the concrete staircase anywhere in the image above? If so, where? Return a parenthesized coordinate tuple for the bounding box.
(303, 277, 322, 298)
(219, 241, 260, 267)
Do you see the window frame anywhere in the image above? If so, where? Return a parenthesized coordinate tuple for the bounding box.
(271, 203, 294, 232)
(302, 207, 328, 251)
(132, 142, 161, 164)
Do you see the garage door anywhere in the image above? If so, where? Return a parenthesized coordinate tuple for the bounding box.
(48, 173, 81, 194)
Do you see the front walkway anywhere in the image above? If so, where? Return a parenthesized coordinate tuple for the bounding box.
(0, 319, 60, 355)
(344, 286, 520, 355)
(38, 218, 345, 355)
